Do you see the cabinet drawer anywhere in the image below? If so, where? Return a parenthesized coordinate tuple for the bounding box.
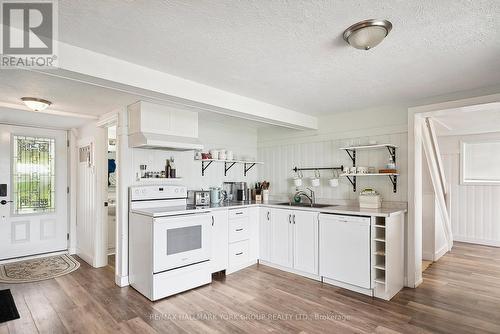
(229, 217, 250, 242)
(228, 240, 250, 268)
(228, 208, 248, 219)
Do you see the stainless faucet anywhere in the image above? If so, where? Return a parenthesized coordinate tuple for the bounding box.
(293, 188, 316, 206)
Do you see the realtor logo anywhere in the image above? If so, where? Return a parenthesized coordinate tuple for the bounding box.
(1, 0, 58, 68)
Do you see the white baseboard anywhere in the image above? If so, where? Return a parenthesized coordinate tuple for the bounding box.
(115, 275, 129, 287)
(434, 244, 448, 261)
(453, 236, 500, 247)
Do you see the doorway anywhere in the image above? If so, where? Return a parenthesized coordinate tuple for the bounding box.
(0, 124, 68, 261)
(107, 126, 117, 268)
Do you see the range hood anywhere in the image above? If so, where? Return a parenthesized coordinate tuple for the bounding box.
(128, 132, 203, 151)
(128, 101, 203, 151)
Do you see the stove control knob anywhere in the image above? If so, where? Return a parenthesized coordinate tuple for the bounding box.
(174, 188, 179, 193)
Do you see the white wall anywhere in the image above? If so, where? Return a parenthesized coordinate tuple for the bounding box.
(258, 106, 408, 204)
(439, 132, 500, 246)
(131, 119, 259, 189)
(75, 121, 108, 267)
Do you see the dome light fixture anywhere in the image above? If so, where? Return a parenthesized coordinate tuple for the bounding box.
(343, 19, 392, 50)
(21, 97, 52, 111)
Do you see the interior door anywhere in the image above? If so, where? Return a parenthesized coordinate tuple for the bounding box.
(293, 211, 319, 275)
(0, 124, 68, 260)
(270, 208, 292, 268)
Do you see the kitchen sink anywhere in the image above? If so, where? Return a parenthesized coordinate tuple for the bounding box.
(275, 202, 335, 208)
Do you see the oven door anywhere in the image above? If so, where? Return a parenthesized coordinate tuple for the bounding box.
(153, 213, 211, 273)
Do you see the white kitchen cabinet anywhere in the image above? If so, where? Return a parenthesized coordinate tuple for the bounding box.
(227, 207, 259, 274)
(319, 214, 371, 290)
(248, 207, 260, 261)
(259, 207, 272, 262)
(211, 210, 228, 273)
(292, 210, 319, 275)
(265, 208, 318, 276)
(270, 208, 293, 268)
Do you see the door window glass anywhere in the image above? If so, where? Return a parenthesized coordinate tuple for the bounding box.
(12, 136, 56, 214)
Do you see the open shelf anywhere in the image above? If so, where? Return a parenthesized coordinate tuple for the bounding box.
(339, 144, 398, 150)
(137, 177, 184, 183)
(198, 159, 264, 176)
(374, 278, 386, 284)
(339, 144, 398, 193)
(374, 238, 386, 243)
(340, 173, 399, 177)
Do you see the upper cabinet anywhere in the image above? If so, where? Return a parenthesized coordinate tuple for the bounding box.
(128, 101, 203, 151)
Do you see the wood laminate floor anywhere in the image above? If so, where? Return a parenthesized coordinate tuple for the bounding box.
(1, 242, 499, 334)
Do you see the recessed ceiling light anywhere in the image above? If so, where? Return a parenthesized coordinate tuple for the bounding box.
(343, 19, 392, 50)
(21, 97, 52, 111)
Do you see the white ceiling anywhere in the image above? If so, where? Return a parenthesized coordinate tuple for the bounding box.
(431, 104, 500, 136)
(58, 0, 500, 115)
(0, 70, 140, 116)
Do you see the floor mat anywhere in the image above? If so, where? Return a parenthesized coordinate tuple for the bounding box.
(0, 254, 80, 284)
(0, 289, 20, 323)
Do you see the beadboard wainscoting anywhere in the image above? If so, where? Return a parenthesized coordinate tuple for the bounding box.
(257, 132, 408, 203)
(439, 133, 500, 246)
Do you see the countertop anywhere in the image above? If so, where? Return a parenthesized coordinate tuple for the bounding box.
(208, 200, 406, 218)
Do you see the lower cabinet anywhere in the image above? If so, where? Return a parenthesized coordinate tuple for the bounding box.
(263, 208, 319, 276)
(211, 210, 228, 273)
(292, 210, 319, 275)
(270, 208, 293, 268)
(227, 207, 259, 274)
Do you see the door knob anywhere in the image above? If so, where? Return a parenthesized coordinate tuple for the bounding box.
(0, 200, 13, 205)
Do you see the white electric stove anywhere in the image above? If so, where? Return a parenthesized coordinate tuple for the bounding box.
(129, 185, 212, 301)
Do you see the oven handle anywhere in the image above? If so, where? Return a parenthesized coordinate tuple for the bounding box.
(157, 211, 212, 218)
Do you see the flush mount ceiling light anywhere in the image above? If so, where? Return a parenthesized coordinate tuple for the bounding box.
(343, 19, 392, 50)
(21, 97, 52, 111)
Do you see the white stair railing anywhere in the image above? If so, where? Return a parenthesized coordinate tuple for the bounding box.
(422, 118, 453, 251)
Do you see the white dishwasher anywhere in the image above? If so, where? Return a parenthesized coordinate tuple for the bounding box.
(319, 214, 371, 289)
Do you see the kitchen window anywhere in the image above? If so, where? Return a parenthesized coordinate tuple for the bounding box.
(12, 135, 56, 214)
(461, 140, 500, 185)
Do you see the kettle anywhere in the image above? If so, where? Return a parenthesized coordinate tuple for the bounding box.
(210, 187, 227, 204)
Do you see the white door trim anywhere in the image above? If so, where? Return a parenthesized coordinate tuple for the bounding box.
(407, 92, 500, 288)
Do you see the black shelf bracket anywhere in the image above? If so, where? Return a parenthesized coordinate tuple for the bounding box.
(345, 149, 356, 166)
(244, 163, 256, 176)
(224, 162, 237, 176)
(201, 160, 213, 176)
(386, 146, 396, 164)
(388, 175, 398, 193)
(345, 175, 357, 192)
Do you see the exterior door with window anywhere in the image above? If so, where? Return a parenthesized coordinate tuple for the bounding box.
(0, 125, 68, 260)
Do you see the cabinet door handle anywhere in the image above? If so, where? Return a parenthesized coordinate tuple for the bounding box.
(235, 212, 244, 215)
(235, 252, 243, 256)
(288, 214, 291, 224)
(211, 216, 214, 226)
(293, 214, 296, 224)
(235, 228, 244, 232)
(267, 211, 270, 220)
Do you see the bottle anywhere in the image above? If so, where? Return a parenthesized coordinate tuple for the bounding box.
(165, 159, 171, 178)
(169, 158, 176, 178)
